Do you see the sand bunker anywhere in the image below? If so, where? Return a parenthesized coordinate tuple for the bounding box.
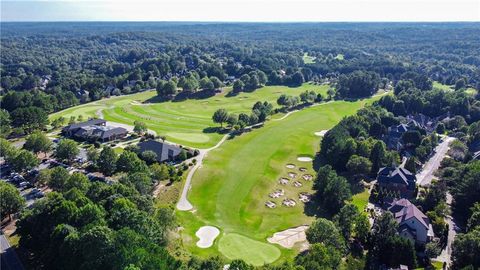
(288, 172, 297, 179)
(269, 189, 285, 198)
(267, 225, 309, 249)
(286, 164, 296, 169)
(302, 174, 313, 181)
(293, 181, 303, 187)
(196, 226, 220, 248)
(282, 198, 296, 207)
(265, 201, 277, 208)
(278, 178, 289, 185)
(299, 192, 311, 203)
(298, 167, 307, 172)
(297, 156, 313, 162)
(314, 130, 329, 137)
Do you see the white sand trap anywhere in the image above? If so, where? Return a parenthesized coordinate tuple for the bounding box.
(286, 164, 296, 169)
(267, 225, 309, 248)
(297, 156, 313, 162)
(196, 226, 220, 248)
(314, 130, 329, 137)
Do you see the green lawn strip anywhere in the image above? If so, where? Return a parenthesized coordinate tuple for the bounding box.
(302, 53, 316, 64)
(432, 81, 454, 92)
(180, 97, 381, 263)
(351, 187, 370, 211)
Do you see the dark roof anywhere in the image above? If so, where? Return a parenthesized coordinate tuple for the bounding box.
(377, 166, 416, 190)
(64, 119, 106, 132)
(73, 125, 127, 140)
(137, 140, 182, 162)
(388, 199, 430, 229)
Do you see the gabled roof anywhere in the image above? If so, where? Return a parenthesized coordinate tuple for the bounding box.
(388, 199, 430, 229)
(137, 140, 182, 162)
(377, 167, 416, 189)
(64, 119, 106, 132)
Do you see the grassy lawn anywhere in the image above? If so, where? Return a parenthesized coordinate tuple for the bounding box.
(302, 53, 316, 64)
(177, 96, 382, 265)
(351, 188, 370, 211)
(50, 83, 328, 149)
(433, 81, 454, 92)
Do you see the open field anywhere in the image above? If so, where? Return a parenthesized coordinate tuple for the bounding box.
(302, 53, 316, 64)
(50, 84, 328, 148)
(177, 95, 382, 265)
(433, 81, 477, 96)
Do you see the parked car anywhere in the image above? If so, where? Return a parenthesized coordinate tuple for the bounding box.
(19, 181, 33, 189)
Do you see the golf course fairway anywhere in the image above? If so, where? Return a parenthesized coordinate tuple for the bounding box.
(50, 84, 328, 148)
(177, 95, 383, 265)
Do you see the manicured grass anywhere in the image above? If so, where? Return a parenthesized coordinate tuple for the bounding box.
(465, 87, 478, 96)
(351, 188, 370, 211)
(218, 233, 281, 266)
(433, 81, 454, 92)
(50, 84, 328, 148)
(178, 95, 382, 264)
(302, 53, 316, 64)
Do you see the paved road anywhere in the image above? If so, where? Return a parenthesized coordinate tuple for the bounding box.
(176, 134, 229, 211)
(0, 234, 24, 270)
(417, 136, 454, 187)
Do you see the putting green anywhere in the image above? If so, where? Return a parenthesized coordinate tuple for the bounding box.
(218, 233, 281, 266)
(179, 95, 384, 263)
(50, 83, 328, 148)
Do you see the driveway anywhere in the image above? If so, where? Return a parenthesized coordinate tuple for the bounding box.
(435, 192, 458, 267)
(417, 136, 454, 187)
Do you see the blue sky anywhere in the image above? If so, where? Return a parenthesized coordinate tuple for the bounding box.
(1, 0, 479, 22)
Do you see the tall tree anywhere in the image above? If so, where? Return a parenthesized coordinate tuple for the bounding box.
(55, 139, 80, 163)
(98, 147, 117, 176)
(24, 131, 53, 156)
(0, 181, 25, 220)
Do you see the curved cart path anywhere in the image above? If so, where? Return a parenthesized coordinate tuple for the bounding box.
(176, 134, 229, 211)
(176, 92, 389, 211)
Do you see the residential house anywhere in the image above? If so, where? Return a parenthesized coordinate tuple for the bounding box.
(388, 199, 434, 244)
(377, 166, 416, 198)
(406, 114, 438, 133)
(137, 140, 183, 162)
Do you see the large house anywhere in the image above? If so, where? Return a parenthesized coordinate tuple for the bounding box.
(63, 119, 128, 142)
(388, 199, 434, 244)
(137, 140, 183, 162)
(377, 166, 416, 198)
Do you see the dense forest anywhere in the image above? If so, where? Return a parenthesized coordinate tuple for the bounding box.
(1, 22, 479, 135)
(1, 22, 480, 270)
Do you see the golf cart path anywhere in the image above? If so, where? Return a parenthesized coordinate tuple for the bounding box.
(176, 91, 390, 211)
(177, 134, 229, 211)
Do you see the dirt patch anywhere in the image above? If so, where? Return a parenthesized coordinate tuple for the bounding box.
(267, 225, 309, 249)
